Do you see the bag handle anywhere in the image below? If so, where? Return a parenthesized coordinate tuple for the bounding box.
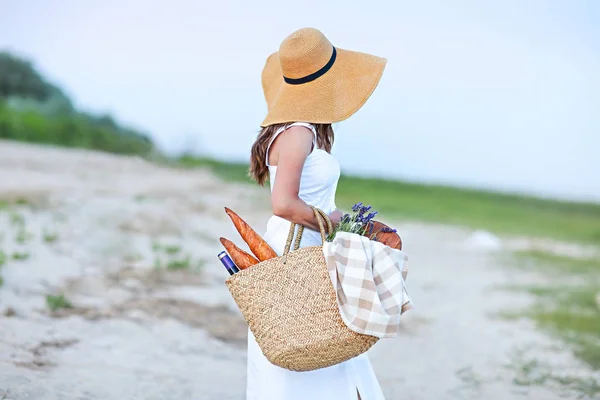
(282, 206, 333, 259)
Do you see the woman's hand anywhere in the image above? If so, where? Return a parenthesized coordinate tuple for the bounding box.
(328, 209, 343, 228)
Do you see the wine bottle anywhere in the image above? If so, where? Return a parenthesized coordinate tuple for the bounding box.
(218, 251, 240, 275)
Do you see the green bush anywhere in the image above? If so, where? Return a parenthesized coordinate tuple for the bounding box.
(0, 100, 154, 156)
(0, 51, 155, 156)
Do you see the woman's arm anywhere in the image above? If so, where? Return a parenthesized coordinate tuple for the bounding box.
(270, 126, 341, 232)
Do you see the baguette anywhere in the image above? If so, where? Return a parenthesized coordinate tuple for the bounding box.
(219, 237, 260, 270)
(224, 207, 277, 261)
(366, 220, 402, 250)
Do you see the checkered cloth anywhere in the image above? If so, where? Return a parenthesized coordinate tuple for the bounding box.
(323, 231, 413, 338)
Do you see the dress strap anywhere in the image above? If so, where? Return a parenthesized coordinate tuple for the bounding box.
(265, 122, 318, 167)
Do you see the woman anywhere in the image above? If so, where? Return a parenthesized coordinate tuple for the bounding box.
(247, 28, 387, 400)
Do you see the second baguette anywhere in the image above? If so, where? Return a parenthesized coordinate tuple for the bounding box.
(219, 237, 260, 270)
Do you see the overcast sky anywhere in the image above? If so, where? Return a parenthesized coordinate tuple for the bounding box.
(1, 0, 599, 202)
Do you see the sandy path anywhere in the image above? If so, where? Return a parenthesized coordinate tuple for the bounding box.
(0, 140, 597, 400)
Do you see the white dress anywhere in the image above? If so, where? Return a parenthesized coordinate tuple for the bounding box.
(246, 122, 386, 400)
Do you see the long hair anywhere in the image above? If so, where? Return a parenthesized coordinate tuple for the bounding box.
(249, 123, 334, 185)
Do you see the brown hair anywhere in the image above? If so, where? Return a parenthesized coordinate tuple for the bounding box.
(249, 123, 334, 185)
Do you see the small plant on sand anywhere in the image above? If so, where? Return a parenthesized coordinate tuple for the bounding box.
(0, 249, 4, 287)
(167, 255, 191, 270)
(9, 211, 25, 226)
(12, 251, 30, 261)
(43, 230, 59, 243)
(15, 229, 33, 244)
(46, 294, 72, 312)
(163, 244, 181, 255)
(505, 348, 600, 398)
(152, 242, 182, 255)
(502, 251, 600, 371)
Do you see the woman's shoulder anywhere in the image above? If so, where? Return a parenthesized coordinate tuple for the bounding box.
(275, 122, 316, 135)
(275, 123, 315, 143)
(287, 122, 316, 131)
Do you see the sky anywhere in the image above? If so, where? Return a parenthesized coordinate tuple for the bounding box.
(1, 0, 599, 202)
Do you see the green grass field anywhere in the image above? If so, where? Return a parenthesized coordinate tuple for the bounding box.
(176, 156, 600, 244)
(504, 251, 600, 371)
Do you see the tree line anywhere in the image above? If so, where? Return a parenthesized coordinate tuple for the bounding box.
(0, 51, 154, 156)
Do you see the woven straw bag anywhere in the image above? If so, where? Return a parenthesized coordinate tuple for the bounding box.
(225, 206, 379, 372)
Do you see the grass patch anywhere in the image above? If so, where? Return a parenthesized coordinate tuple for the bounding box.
(152, 242, 182, 255)
(11, 251, 30, 261)
(15, 229, 33, 244)
(163, 244, 181, 255)
(175, 156, 600, 244)
(0, 198, 29, 209)
(525, 286, 600, 369)
(514, 250, 600, 275)
(0, 250, 6, 267)
(505, 349, 600, 397)
(176, 156, 252, 183)
(9, 211, 25, 226)
(46, 293, 72, 311)
(43, 230, 59, 243)
(153, 251, 197, 271)
(504, 251, 600, 370)
(166, 255, 191, 270)
(335, 176, 600, 244)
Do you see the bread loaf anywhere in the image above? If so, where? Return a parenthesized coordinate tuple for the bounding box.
(224, 207, 277, 261)
(366, 220, 402, 250)
(219, 237, 260, 270)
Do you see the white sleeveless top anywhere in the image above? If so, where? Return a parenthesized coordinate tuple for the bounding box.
(262, 122, 341, 254)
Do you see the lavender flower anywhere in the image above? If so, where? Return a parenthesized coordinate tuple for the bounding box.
(365, 211, 378, 222)
(357, 205, 372, 216)
(327, 202, 397, 244)
(380, 227, 397, 233)
(367, 222, 375, 235)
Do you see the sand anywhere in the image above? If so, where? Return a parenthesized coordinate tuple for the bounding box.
(0, 140, 598, 400)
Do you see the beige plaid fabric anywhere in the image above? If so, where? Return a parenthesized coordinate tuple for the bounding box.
(323, 231, 413, 338)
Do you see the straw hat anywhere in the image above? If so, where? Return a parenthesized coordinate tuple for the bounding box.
(261, 28, 387, 127)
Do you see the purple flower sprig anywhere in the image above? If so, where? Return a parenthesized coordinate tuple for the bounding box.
(326, 202, 383, 242)
(325, 201, 399, 244)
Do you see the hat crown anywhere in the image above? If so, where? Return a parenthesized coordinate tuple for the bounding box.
(278, 28, 334, 80)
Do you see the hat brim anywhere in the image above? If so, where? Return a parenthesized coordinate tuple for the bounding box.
(260, 47, 387, 127)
